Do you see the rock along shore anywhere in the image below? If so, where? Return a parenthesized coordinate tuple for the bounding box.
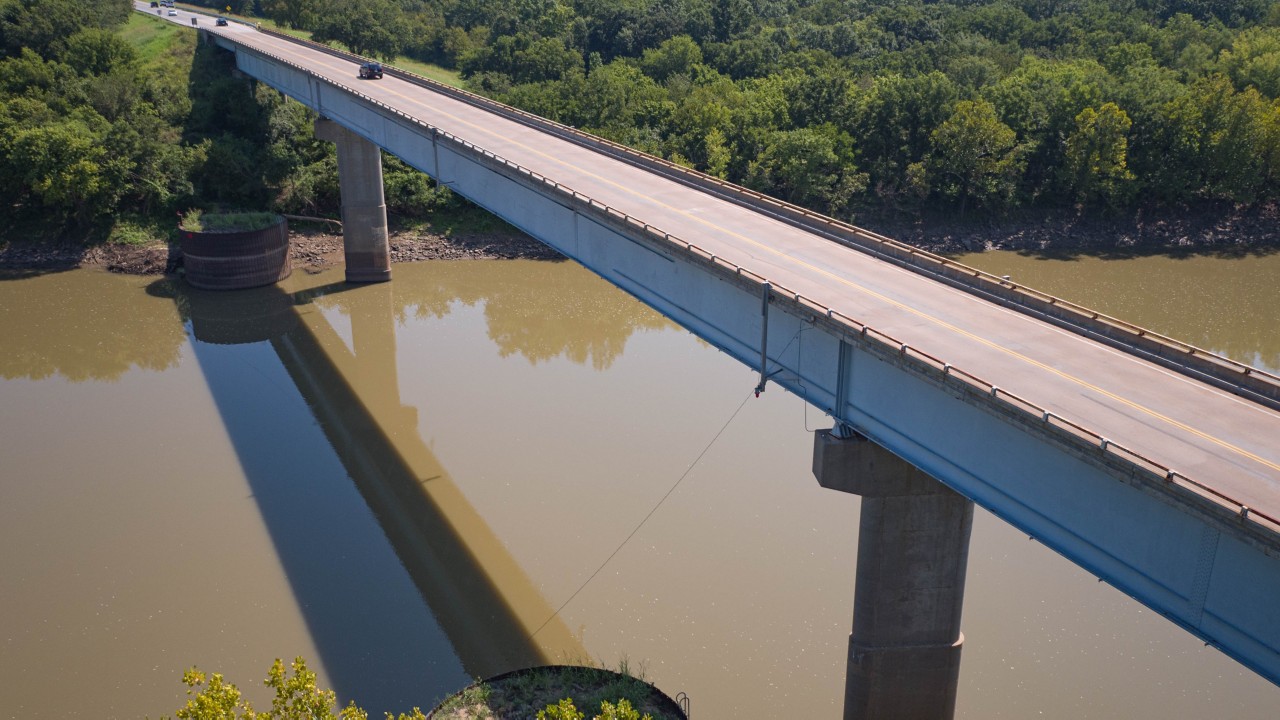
(0, 225, 564, 276)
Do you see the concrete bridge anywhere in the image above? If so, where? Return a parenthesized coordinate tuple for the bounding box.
(142, 5, 1280, 717)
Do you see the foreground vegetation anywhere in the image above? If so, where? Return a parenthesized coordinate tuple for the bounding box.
(167, 658, 424, 720)
(167, 658, 673, 720)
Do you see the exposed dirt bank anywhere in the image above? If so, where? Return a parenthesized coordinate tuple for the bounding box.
(0, 225, 563, 276)
(3, 204, 1278, 277)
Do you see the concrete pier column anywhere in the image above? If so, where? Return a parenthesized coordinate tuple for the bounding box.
(813, 428, 974, 720)
(314, 118, 390, 283)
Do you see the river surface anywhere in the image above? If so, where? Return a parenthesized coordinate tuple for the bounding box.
(0, 251, 1277, 718)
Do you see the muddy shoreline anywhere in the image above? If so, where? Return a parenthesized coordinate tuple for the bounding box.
(2, 204, 1277, 276)
(0, 225, 565, 276)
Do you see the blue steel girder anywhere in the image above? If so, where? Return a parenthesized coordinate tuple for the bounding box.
(217, 36, 1280, 685)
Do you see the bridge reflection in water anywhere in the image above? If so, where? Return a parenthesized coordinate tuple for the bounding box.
(167, 275, 585, 710)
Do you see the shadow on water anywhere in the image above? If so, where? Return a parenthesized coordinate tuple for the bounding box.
(149, 275, 583, 712)
(0, 266, 78, 280)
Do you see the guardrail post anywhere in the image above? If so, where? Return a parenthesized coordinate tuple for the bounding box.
(314, 118, 391, 283)
(813, 429, 973, 720)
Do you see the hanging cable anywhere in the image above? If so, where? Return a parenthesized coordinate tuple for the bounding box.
(529, 388, 755, 641)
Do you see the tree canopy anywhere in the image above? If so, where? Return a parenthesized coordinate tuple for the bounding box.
(241, 0, 1280, 217)
(8, 0, 1280, 235)
(0, 2, 456, 234)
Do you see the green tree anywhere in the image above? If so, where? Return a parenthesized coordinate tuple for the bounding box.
(538, 698, 585, 720)
(60, 28, 137, 76)
(744, 125, 867, 214)
(537, 697, 652, 720)
(711, 0, 751, 41)
(0, 48, 86, 113)
(662, 73, 734, 166)
(0, 112, 125, 224)
(1063, 102, 1136, 205)
(924, 98, 1026, 214)
(463, 32, 581, 83)
(1147, 12, 1231, 77)
(596, 699, 650, 720)
(853, 71, 959, 202)
(311, 0, 405, 60)
(781, 63, 856, 128)
(169, 657, 427, 720)
(0, 0, 129, 59)
(703, 126, 731, 178)
(703, 30, 781, 79)
(640, 35, 703, 83)
(1152, 73, 1276, 202)
(113, 108, 204, 213)
(576, 61, 671, 133)
(197, 133, 266, 204)
(259, 0, 321, 30)
(983, 57, 1111, 199)
(1218, 27, 1280, 99)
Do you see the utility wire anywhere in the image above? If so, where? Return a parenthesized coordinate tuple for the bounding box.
(529, 388, 755, 640)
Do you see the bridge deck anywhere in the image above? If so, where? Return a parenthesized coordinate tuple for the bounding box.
(171, 10, 1280, 528)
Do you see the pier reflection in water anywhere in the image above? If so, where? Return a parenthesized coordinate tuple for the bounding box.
(171, 270, 601, 708)
(1, 259, 1278, 718)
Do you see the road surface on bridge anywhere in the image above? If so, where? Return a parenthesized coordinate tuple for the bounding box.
(155, 6, 1280, 530)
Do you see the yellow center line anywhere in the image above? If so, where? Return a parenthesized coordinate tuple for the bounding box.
(285, 39, 1278, 475)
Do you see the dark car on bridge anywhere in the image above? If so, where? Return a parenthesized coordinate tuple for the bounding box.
(216, 16, 228, 26)
(359, 62, 383, 80)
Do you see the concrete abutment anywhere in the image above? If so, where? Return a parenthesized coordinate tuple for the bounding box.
(814, 428, 974, 720)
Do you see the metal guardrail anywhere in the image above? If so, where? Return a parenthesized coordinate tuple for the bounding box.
(200, 21, 1280, 543)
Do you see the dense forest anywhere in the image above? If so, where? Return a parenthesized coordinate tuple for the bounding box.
(0, 0, 449, 238)
(4, 0, 1280, 237)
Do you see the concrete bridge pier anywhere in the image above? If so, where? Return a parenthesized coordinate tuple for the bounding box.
(314, 118, 391, 283)
(813, 428, 974, 720)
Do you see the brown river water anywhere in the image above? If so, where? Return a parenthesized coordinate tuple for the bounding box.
(0, 250, 1277, 718)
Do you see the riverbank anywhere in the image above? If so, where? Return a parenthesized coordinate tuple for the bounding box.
(0, 224, 564, 276)
(862, 202, 1280, 256)
(2, 204, 1277, 276)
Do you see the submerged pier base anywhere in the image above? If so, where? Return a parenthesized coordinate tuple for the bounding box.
(814, 428, 974, 720)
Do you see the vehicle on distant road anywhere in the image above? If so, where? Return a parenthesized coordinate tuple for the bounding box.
(216, 16, 228, 26)
(150, 1, 158, 7)
(358, 61, 383, 79)
(167, 8, 177, 15)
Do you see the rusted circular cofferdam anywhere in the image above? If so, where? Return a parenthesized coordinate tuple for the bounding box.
(179, 216, 291, 290)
